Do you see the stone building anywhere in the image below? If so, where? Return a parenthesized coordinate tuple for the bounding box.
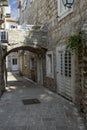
(17, 0, 87, 120)
(6, 25, 47, 84)
(0, 0, 8, 96)
(3, 6, 19, 72)
(18, 50, 37, 82)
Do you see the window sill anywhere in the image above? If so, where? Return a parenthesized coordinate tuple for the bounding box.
(58, 8, 73, 21)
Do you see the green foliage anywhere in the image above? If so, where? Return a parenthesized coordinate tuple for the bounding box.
(66, 31, 84, 55)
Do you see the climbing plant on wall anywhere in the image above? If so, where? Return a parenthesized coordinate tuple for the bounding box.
(66, 31, 85, 56)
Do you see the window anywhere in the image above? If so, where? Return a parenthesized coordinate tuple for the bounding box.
(60, 53, 63, 75)
(1, 32, 6, 40)
(58, 0, 73, 19)
(11, 25, 17, 29)
(12, 59, 17, 65)
(64, 51, 71, 77)
(0, 31, 8, 42)
(0, 13, 3, 19)
(46, 51, 54, 78)
(30, 58, 34, 70)
(24, 52, 27, 66)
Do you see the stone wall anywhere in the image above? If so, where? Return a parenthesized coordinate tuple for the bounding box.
(79, 24, 87, 121)
(0, 45, 2, 96)
(0, 45, 7, 96)
(7, 28, 48, 53)
(18, 50, 37, 82)
(19, 0, 87, 120)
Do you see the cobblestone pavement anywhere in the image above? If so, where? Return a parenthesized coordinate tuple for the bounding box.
(0, 72, 86, 130)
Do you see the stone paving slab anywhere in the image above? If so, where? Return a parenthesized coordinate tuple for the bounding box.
(0, 72, 86, 130)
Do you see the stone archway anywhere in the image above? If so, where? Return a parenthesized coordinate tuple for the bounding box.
(4, 45, 46, 88)
(0, 26, 47, 96)
(4, 45, 45, 58)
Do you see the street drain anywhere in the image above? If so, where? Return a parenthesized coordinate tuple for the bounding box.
(22, 98, 41, 105)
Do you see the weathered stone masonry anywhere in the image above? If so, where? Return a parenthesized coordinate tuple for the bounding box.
(0, 45, 7, 96)
(0, 0, 8, 96)
(18, 0, 87, 120)
(0, 45, 3, 96)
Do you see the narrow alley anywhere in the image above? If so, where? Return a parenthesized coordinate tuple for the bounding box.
(0, 72, 86, 130)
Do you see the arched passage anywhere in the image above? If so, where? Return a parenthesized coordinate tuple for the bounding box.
(0, 27, 47, 96)
(3, 45, 47, 90)
(4, 45, 46, 58)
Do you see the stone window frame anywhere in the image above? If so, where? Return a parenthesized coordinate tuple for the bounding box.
(46, 51, 54, 78)
(30, 58, 34, 70)
(58, 0, 73, 20)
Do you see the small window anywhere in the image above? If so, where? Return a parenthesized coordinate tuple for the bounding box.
(12, 59, 17, 65)
(60, 53, 63, 75)
(0, 31, 8, 42)
(58, 0, 73, 19)
(46, 51, 54, 78)
(30, 58, 34, 70)
(1, 32, 6, 40)
(24, 53, 27, 66)
(11, 25, 17, 29)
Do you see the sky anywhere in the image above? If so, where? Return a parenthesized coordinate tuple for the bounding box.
(8, 0, 18, 19)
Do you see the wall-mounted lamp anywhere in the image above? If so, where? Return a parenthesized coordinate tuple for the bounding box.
(62, 0, 74, 8)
